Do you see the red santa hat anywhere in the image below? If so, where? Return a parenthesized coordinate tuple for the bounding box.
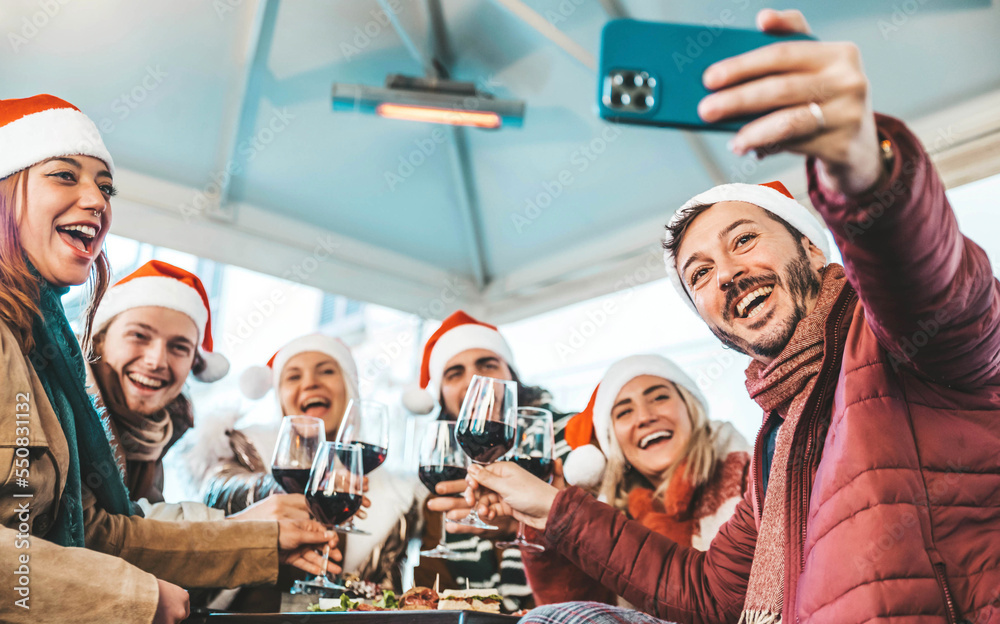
(94, 260, 229, 382)
(239, 333, 360, 405)
(562, 354, 708, 489)
(663, 181, 832, 313)
(0, 94, 114, 180)
(402, 310, 515, 415)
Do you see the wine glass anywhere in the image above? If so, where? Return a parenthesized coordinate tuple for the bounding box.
(333, 399, 390, 535)
(418, 421, 469, 559)
(453, 375, 518, 530)
(292, 441, 365, 595)
(496, 407, 554, 552)
(270, 415, 325, 494)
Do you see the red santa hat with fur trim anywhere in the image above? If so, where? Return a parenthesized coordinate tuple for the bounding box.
(663, 181, 832, 313)
(562, 354, 709, 489)
(0, 94, 115, 180)
(94, 261, 229, 382)
(239, 333, 360, 404)
(402, 311, 515, 415)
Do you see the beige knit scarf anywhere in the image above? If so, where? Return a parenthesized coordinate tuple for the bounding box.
(739, 264, 847, 624)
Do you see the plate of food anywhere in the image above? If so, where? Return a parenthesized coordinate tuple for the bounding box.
(310, 587, 507, 614)
(186, 586, 524, 623)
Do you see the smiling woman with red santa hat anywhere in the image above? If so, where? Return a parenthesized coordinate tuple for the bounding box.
(523, 354, 749, 607)
(175, 333, 419, 611)
(0, 95, 338, 624)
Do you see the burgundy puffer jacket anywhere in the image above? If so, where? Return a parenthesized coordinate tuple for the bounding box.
(540, 115, 1000, 624)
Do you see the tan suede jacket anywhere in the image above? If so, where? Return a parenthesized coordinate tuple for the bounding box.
(0, 321, 279, 623)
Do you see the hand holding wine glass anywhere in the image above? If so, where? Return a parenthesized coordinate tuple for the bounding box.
(271, 415, 325, 494)
(333, 399, 389, 534)
(292, 441, 365, 593)
(417, 421, 469, 559)
(465, 461, 559, 532)
(453, 375, 518, 530)
(496, 407, 554, 552)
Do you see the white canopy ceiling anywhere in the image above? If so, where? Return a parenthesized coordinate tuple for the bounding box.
(3, 0, 999, 322)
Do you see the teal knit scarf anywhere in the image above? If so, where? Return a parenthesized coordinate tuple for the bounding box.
(29, 276, 133, 547)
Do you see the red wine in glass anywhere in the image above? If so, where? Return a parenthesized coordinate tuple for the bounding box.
(418, 421, 469, 560)
(307, 491, 364, 526)
(513, 457, 554, 483)
(456, 421, 515, 464)
(357, 442, 388, 474)
(334, 399, 390, 535)
(496, 407, 555, 553)
(453, 375, 518, 530)
(271, 415, 325, 494)
(271, 467, 312, 494)
(291, 441, 364, 596)
(418, 465, 468, 493)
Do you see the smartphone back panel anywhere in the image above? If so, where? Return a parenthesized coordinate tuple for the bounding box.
(598, 19, 815, 131)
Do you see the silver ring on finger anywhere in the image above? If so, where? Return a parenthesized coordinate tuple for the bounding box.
(808, 102, 826, 130)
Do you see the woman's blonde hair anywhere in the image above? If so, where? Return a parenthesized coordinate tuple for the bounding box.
(597, 381, 719, 512)
(0, 168, 111, 356)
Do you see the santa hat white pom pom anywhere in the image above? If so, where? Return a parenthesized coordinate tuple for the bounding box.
(402, 384, 435, 415)
(196, 352, 231, 383)
(563, 444, 607, 489)
(239, 365, 273, 400)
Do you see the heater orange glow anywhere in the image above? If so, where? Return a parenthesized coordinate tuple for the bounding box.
(376, 103, 502, 129)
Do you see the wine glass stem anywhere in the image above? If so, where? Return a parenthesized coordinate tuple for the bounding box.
(516, 521, 527, 542)
(438, 511, 449, 549)
(321, 543, 330, 579)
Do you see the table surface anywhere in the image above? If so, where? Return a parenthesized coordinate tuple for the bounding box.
(184, 610, 523, 624)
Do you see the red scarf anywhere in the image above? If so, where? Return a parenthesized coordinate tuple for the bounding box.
(739, 264, 847, 624)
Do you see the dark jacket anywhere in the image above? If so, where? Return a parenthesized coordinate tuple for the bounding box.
(538, 115, 1000, 624)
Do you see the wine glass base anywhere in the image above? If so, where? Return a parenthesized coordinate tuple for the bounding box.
(419, 545, 462, 559)
(448, 515, 498, 531)
(334, 524, 371, 535)
(495, 538, 545, 553)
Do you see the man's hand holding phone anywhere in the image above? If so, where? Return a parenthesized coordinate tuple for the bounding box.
(699, 9, 883, 196)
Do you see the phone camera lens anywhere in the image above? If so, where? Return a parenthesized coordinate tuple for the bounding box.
(610, 90, 623, 106)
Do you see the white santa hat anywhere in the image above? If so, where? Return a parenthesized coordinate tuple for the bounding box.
(239, 333, 360, 406)
(94, 260, 229, 382)
(663, 180, 832, 314)
(562, 354, 709, 489)
(0, 94, 114, 180)
(402, 310, 515, 415)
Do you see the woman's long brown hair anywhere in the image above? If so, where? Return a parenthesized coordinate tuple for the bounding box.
(0, 168, 112, 357)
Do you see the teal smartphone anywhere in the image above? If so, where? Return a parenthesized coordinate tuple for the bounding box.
(597, 19, 816, 131)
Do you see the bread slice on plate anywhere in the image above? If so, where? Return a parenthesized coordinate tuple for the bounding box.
(437, 589, 503, 614)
